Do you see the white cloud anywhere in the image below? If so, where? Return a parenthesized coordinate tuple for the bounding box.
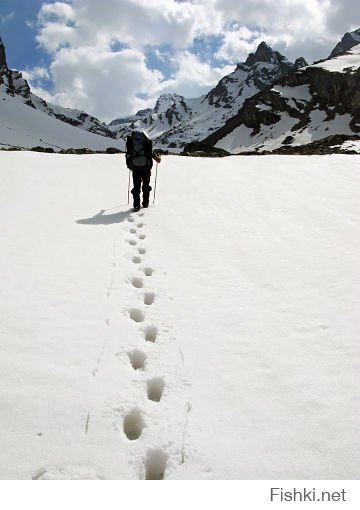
(213, 0, 360, 62)
(47, 46, 165, 121)
(162, 51, 234, 97)
(28, 0, 360, 122)
(0, 11, 15, 24)
(23, 66, 51, 81)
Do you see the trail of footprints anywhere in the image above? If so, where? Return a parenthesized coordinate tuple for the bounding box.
(124, 212, 168, 480)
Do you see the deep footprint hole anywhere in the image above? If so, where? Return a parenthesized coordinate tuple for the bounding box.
(130, 228, 137, 234)
(138, 247, 146, 255)
(137, 223, 144, 228)
(144, 292, 155, 306)
(127, 217, 135, 223)
(132, 256, 142, 264)
(144, 325, 158, 343)
(130, 308, 145, 323)
(144, 449, 168, 480)
(146, 378, 165, 402)
(128, 239, 137, 246)
(123, 409, 145, 441)
(128, 350, 146, 370)
(138, 234, 146, 240)
(143, 267, 153, 276)
(131, 277, 144, 289)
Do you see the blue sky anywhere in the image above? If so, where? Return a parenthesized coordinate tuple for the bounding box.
(1, 0, 359, 122)
(0, 1, 49, 69)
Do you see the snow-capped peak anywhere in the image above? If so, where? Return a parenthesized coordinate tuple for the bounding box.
(330, 28, 360, 57)
(154, 93, 185, 113)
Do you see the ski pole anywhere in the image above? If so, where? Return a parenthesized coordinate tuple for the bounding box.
(127, 169, 131, 205)
(153, 162, 158, 204)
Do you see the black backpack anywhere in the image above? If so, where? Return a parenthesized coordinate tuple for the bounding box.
(126, 131, 153, 171)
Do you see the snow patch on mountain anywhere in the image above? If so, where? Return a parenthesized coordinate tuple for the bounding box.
(311, 43, 360, 73)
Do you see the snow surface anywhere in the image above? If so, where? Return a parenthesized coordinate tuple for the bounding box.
(1, 152, 360, 480)
(310, 43, 360, 73)
(0, 91, 124, 151)
(272, 84, 312, 101)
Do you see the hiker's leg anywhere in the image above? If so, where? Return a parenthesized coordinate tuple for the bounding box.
(142, 171, 152, 207)
(131, 172, 141, 208)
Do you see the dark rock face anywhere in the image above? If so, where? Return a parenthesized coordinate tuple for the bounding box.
(181, 141, 230, 157)
(0, 38, 7, 68)
(206, 41, 306, 108)
(330, 28, 360, 57)
(204, 59, 360, 151)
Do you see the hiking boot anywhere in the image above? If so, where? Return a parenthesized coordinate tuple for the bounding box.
(142, 202, 149, 208)
(133, 205, 140, 212)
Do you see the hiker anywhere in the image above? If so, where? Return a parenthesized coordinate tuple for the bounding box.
(125, 130, 161, 211)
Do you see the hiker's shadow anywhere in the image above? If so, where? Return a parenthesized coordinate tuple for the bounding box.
(76, 208, 131, 225)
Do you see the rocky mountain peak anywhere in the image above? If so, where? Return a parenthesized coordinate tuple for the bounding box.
(0, 37, 8, 69)
(293, 57, 308, 69)
(330, 28, 360, 57)
(154, 93, 184, 113)
(244, 41, 277, 66)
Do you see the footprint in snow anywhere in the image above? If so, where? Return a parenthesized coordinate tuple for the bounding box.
(130, 228, 137, 234)
(144, 325, 158, 343)
(123, 409, 145, 441)
(144, 292, 155, 306)
(129, 308, 145, 323)
(127, 217, 135, 223)
(138, 247, 146, 255)
(144, 449, 168, 480)
(131, 276, 144, 289)
(128, 350, 146, 370)
(138, 234, 146, 240)
(127, 238, 137, 246)
(142, 267, 153, 276)
(132, 256, 142, 264)
(146, 377, 165, 402)
(137, 222, 144, 228)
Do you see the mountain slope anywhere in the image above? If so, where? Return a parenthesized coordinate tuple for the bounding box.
(204, 44, 360, 153)
(109, 42, 307, 150)
(0, 89, 123, 151)
(0, 38, 116, 144)
(330, 27, 360, 57)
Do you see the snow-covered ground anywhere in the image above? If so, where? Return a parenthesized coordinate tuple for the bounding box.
(0, 152, 359, 480)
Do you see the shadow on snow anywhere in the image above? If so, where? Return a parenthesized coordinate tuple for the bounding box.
(76, 207, 131, 226)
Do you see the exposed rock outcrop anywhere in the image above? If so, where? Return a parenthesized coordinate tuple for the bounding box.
(204, 44, 360, 153)
(330, 28, 360, 57)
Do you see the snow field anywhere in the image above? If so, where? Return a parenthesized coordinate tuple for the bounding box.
(0, 152, 360, 479)
(117, 210, 190, 480)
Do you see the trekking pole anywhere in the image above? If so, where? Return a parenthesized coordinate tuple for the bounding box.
(127, 169, 131, 205)
(153, 162, 158, 204)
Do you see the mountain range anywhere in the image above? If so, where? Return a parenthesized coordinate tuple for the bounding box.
(1, 29, 360, 153)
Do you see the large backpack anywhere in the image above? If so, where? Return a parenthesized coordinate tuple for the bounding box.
(125, 131, 153, 172)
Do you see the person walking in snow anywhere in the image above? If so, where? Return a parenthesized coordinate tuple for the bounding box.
(125, 130, 161, 212)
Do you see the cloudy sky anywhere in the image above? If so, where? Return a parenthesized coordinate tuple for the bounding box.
(1, 0, 359, 122)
